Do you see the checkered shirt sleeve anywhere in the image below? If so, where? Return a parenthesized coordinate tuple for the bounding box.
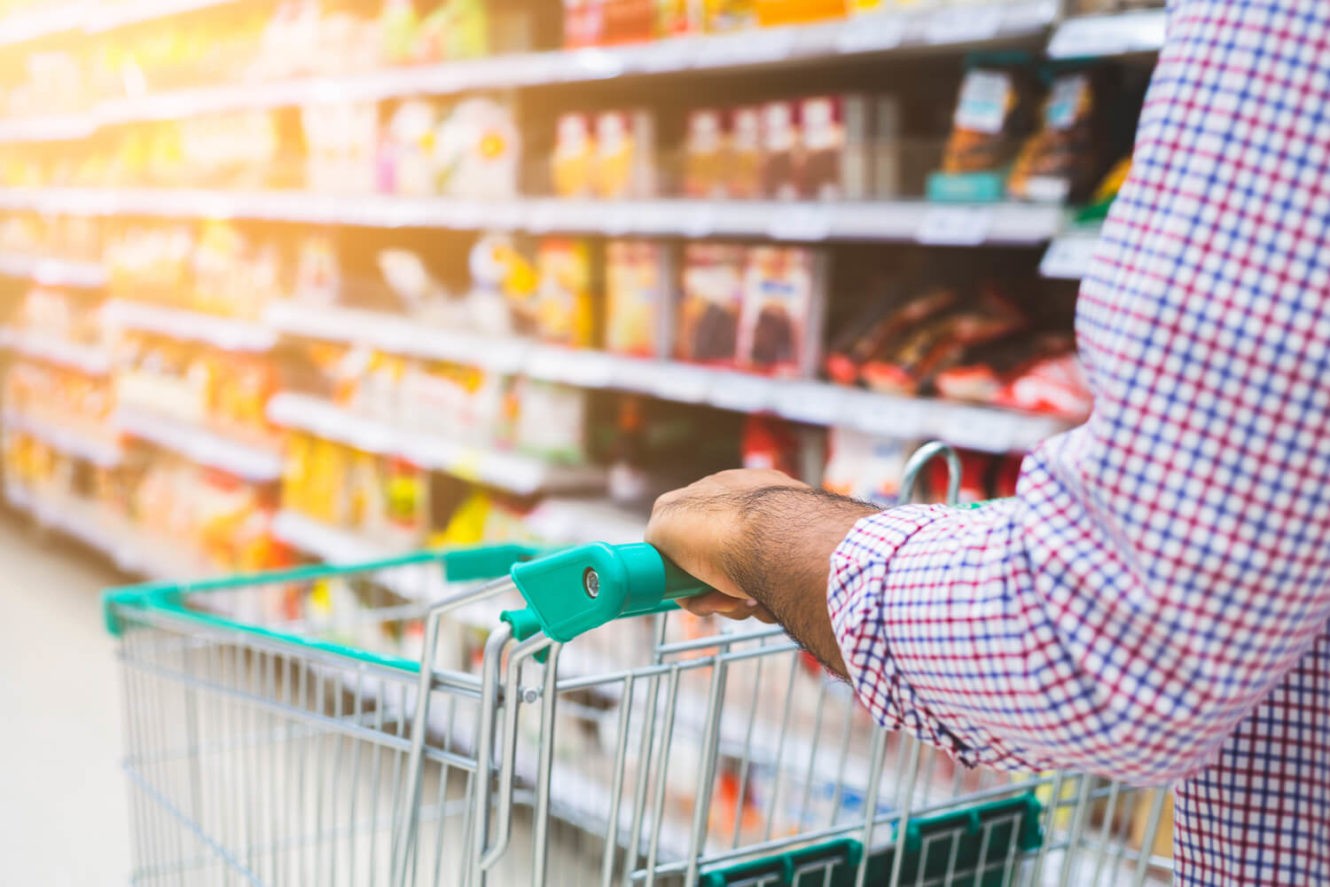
(827, 1, 1330, 882)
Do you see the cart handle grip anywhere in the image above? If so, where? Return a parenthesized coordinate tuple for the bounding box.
(504, 543, 710, 643)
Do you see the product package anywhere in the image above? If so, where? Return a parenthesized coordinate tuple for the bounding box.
(728, 106, 764, 199)
(676, 243, 746, 366)
(706, 0, 758, 32)
(799, 93, 898, 200)
(605, 239, 670, 358)
(1008, 68, 1106, 203)
(534, 238, 598, 348)
(737, 245, 823, 377)
(683, 108, 729, 199)
(302, 100, 379, 194)
(741, 415, 803, 478)
(466, 231, 541, 337)
(760, 100, 801, 200)
(552, 113, 596, 197)
(755, 0, 846, 28)
(822, 428, 914, 506)
(380, 99, 442, 196)
(929, 56, 1037, 202)
(594, 110, 657, 199)
(434, 96, 521, 199)
(512, 379, 590, 463)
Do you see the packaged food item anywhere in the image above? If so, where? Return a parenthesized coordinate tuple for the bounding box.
(933, 331, 1075, 405)
(553, 113, 596, 197)
(706, 0, 758, 31)
(929, 55, 1037, 202)
(737, 245, 821, 377)
(760, 100, 801, 200)
(512, 379, 589, 463)
(467, 232, 540, 337)
(594, 109, 657, 199)
(799, 94, 895, 200)
(1008, 68, 1105, 204)
(676, 243, 746, 366)
(381, 457, 428, 545)
(656, 0, 705, 36)
(824, 285, 960, 386)
(859, 287, 1026, 396)
(565, 0, 606, 47)
(380, 100, 441, 196)
(434, 96, 521, 199)
(302, 100, 379, 194)
(742, 415, 802, 477)
(991, 350, 1094, 421)
(683, 108, 729, 199)
(823, 428, 913, 506)
(605, 239, 669, 357)
(728, 106, 764, 199)
(755, 0, 846, 27)
(534, 238, 598, 348)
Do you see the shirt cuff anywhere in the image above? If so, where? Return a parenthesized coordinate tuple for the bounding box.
(827, 505, 978, 756)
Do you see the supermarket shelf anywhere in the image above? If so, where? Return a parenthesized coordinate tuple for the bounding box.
(267, 305, 1068, 453)
(3, 482, 201, 579)
(0, 327, 113, 374)
(1040, 226, 1102, 280)
(264, 302, 529, 374)
(267, 392, 607, 496)
(103, 299, 277, 351)
(2, 410, 123, 467)
(0, 0, 237, 47)
(0, 188, 1068, 245)
(15, 1, 1056, 130)
(0, 115, 99, 144)
(1047, 9, 1167, 59)
(114, 406, 284, 481)
(84, 0, 239, 34)
(0, 253, 108, 288)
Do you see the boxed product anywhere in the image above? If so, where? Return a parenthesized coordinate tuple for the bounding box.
(755, 0, 847, 27)
(553, 113, 596, 197)
(929, 56, 1037, 202)
(656, 0, 705, 36)
(683, 108, 729, 199)
(729, 106, 764, 199)
(434, 96, 522, 199)
(760, 100, 801, 200)
(380, 100, 442, 196)
(302, 101, 379, 195)
(594, 109, 657, 199)
(605, 239, 670, 357)
(512, 379, 590, 463)
(822, 428, 914, 506)
(736, 245, 822, 377)
(564, 0, 654, 46)
(466, 232, 540, 337)
(676, 243, 746, 366)
(1008, 69, 1105, 204)
(742, 415, 802, 477)
(799, 93, 899, 200)
(706, 0, 758, 32)
(534, 238, 598, 348)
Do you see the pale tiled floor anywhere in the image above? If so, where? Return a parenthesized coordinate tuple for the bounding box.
(0, 517, 132, 885)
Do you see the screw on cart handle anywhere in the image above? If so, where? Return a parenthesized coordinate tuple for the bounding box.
(503, 542, 711, 644)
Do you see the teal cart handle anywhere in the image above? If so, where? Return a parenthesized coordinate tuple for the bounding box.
(505, 543, 710, 644)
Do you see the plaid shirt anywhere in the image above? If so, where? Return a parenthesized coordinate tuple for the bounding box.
(827, 2, 1330, 883)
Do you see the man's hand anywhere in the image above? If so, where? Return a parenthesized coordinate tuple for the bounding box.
(645, 469, 881, 679)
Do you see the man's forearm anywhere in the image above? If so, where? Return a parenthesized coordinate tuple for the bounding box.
(651, 481, 879, 678)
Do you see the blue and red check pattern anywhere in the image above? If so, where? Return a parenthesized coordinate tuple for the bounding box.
(826, 2, 1330, 882)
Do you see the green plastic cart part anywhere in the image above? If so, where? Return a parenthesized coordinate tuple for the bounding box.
(441, 543, 543, 582)
(700, 793, 1041, 887)
(508, 542, 711, 644)
(700, 838, 862, 887)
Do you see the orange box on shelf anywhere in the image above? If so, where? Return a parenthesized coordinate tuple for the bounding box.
(755, 0, 847, 27)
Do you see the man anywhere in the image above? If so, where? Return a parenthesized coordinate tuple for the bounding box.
(645, 2, 1330, 883)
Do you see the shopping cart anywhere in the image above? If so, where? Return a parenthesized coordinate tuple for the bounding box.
(104, 444, 1174, 886)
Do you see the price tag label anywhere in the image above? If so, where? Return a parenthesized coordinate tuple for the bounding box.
(1040, 231, 1100, 280)
(773, 382, 849, 426)
(707, 373, 774, 413)
(768, 206, 832, 242)
(917, 206, 994, 246)
(569, 48, 626, 81)
(652, 365, 711, 404)
(924, 5, 1003, 45)
(836, 15, 905, 54)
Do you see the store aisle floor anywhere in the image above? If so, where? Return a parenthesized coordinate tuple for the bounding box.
(0, 518, 131, 886)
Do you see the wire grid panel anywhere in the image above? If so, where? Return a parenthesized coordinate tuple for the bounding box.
(113, 559, 517, 887)
(463, 607, 1174, 887)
